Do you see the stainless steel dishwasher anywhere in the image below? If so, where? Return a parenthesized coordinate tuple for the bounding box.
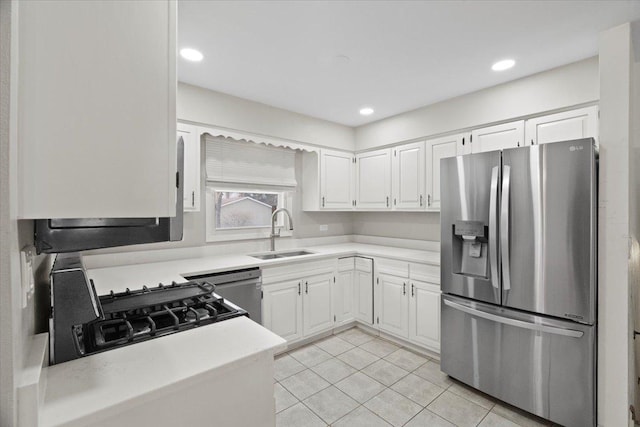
(185, 267, 262, 324)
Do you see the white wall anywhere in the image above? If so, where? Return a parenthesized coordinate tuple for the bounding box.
(597, 22, 634, 427)
(178, 82, 355, 151)
(355, 56, 599, 151)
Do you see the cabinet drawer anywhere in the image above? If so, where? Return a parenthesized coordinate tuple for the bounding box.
(262, 258, 336, 284)
(376, 257, 409, 277)
(409, 263, 440, 284)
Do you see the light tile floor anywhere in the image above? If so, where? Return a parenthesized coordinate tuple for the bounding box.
(274, 327, 557, 427)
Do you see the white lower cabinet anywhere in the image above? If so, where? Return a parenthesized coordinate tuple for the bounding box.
(262, 279, 303, 342)
(408, 280, 440, 351)
(262, 259, 336, 342)
(262, 256, 439, 353)
(378, 273, 409, 337)
(354, 257, 374, 325)
(334, 258, 355, 326)
(375, 258, 441, 352)
(302, 272, 334, 336)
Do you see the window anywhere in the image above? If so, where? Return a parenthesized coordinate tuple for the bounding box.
(206, 185, 292, 242)
(214, 190, 279, 229)
(202, 132, 299, 242)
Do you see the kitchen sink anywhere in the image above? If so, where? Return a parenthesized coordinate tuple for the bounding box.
(251, 250, 315, 260)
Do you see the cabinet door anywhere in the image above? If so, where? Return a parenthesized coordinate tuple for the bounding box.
(334, 258, 355, 325)
(303, 273, 334, 337)
(470, 121, 525, 154)
(321, 150, 354, 209)
(262, 280, 303, 342)
(355, 149, 391, 210)
(425, 134, 465, 211)
(525, 106, 598, 146)
(378, 274, 409, 338)
(392, 142, 425, 210)
(177, 124, 201, 212)
(408, 281, 440, 351)
(355, 258, 374, 325)
(17, 1, 177, 218)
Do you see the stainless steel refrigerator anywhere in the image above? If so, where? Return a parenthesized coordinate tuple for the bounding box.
(440, 138, 597, 427)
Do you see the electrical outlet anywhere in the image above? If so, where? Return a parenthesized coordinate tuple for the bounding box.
(20, 246, 36, 308)
(319, 224, 328, 232)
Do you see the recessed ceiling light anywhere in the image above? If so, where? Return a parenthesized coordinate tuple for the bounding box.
(180, 48, 204, 62)
(492, 59, 515, 71)
(359, 107, 374, 116)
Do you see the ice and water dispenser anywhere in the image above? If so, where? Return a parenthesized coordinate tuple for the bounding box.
(451, 220, 489, 279)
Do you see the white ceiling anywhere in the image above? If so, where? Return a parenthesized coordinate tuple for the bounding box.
(178, 1, 640, 127)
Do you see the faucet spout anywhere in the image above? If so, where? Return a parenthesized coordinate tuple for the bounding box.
(270, 208, 293, 251)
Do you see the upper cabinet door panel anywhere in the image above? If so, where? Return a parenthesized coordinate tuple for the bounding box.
(392, 142, 425, 210)
(321, 150, 353, 209)
(356, 149, 391, 210)
(425, 134, 464, 211)
(470, 121, 524, 154)
(525, 106, 598, 146)
(18, 1, 177, 218)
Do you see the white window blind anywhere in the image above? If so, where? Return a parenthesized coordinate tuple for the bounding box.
(205, 135, 297, 187)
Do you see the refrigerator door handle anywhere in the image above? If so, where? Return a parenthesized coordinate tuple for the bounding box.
(489, 166, 500, 290)
(443, 299, 584, 338)
(500, 165, 511, 291)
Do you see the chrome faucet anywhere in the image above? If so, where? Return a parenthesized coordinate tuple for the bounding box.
(270, 208, 293, 251)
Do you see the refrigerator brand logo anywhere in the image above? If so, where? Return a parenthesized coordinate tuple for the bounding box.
(569, 145, 584, 152)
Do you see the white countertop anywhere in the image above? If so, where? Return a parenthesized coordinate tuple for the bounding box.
(42, 316, 286, 427)
(87, 243, 439, 294)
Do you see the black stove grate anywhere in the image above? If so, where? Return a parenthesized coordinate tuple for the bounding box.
(75, 280, 247, 356)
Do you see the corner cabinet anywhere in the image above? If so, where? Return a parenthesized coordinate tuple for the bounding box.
(177, 123, 201, 212)
(525, 106, 598, 146)
(425, 134, 465, 211)
(17, 0, 177, 219)
(302, 150, 354, 211)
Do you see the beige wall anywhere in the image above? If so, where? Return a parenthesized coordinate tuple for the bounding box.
(355, 56, 599, 151)
(178, 82, 355, 151)
(597, 22, 634, 427)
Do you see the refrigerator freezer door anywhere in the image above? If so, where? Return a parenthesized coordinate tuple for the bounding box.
(441, 150, 502, 305)
(501, 138, 596, 324)
(441, 294, 596, 427)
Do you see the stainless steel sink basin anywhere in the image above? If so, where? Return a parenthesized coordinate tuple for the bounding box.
(251, 250, 315, 260)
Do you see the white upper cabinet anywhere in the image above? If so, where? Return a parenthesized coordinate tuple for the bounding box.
(525, 106, 598, 146)
(302, 150, 353, 211)
(392, 142, 425, 210)
(17, 0, 177, 219)
(355, 149, 392, 210)
(468, 121, 525, 154)
(177, 123, 201, 212)
(425, 133, 465, 211)
(321, 150, 354, 209)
